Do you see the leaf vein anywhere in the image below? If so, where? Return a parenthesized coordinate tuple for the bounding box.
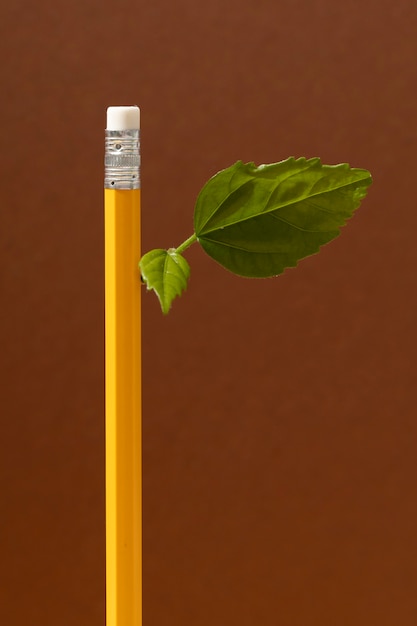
(200, 236, 322, 255)
(199, 174, 369, 235)
(268, 213, 340, 233)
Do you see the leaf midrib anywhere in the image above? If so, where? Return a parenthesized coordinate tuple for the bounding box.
(199, 229, 336, 254)
(195, 158, 313, 233)
(198, 172, 370, 236)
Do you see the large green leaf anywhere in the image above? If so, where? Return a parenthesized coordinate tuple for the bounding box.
(194, 158, 372, 277)
(139, 248, 190, 314)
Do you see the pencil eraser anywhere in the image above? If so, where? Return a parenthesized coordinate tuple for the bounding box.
(106, 106, 140, 130)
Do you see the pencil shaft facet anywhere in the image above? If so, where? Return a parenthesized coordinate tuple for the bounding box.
(105, 188, 141, 626)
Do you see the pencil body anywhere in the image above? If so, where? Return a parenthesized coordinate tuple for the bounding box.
(105, 187, 141, 626)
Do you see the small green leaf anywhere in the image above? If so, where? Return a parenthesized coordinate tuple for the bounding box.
(194, 158, 372, 277)
(139, 248, 190, 314)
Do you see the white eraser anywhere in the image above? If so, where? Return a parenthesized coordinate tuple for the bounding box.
(106, 106, 140, 130)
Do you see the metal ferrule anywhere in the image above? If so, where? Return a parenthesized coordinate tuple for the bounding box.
(104, 129, 140, 189)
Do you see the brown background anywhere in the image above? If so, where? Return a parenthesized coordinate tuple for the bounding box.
(1, 0, 417, 624)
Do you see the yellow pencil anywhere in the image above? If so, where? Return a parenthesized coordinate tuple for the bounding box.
(105, 106, 141, 626)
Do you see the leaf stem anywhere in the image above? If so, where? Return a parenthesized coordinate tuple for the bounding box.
(175, 233, 198, 255)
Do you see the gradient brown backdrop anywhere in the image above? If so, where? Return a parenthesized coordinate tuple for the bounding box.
(1, 0, 417, 624)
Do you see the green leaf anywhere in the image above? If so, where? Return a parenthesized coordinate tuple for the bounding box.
(194, 158, 372, 277)
(139, 248, 190, 314)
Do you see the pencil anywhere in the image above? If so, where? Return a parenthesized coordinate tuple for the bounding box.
(104, 106, 141, 626)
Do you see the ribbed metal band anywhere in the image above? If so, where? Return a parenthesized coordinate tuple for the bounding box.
(104, 129, 140, 189)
